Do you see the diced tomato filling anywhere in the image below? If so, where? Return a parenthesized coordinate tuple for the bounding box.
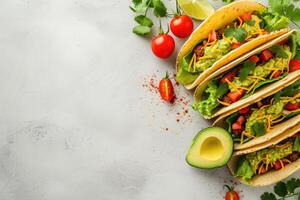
(231, 42, 242, 49)
(274, 160, 283, 170)
(258, 166, 267, 174)
(289, 59, 300, 72)
(285, 103, 299, 111)
(248, 55, 260, 63)
(239, 12, 252, 22)
(220, 70, 238, 84)
(208, 30, 217, 43)
(239, 106, 250, 115)
(236, 115, 246, 125)
(227, 89, 245, 103)
(260, 50, 273, 62)
(272, 70, 282, 78)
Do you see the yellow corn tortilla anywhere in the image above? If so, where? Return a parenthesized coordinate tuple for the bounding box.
(176, 0, 289, 90)
(194, 30, 299, 120)
(227, 124, 300, 187)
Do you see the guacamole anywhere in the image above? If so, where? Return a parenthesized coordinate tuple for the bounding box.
(245, 100, 284, 136)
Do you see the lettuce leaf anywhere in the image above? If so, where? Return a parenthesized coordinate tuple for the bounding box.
(235, 157, 255, 180)
(176, 53, 199, 85)
(262, 11, 290, 32)
(294, 137, 300, 152)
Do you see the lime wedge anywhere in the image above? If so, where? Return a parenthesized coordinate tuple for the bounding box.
(177, 0, 215, 20)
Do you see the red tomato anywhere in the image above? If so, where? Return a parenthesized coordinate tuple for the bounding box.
(231, 42, 242, 49)
(285, 103, 299, 111)
(232, 122, 242, 132)
(151, 34, 175, 59)
(224, 185, 240, 200)
(227, 90, 245, 103)
(289, 59, 300, 72)
(170, 15, 194, 38)
(237, 115, 246, 125)
(239, 12, 252, 22)
(249, 55, 260, 63)
(159, 73, 175, 102)
(272, 70, 282, 78)
(274, 160, 283, 170)
(220, 70, 238, 84)
(208, 30, 217, 43)
(260, 50, 273, 62)
(259, 166, 267, 174)
(239, 106, 250, 115)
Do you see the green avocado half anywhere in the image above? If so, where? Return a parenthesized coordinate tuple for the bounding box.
(186, 127, 233, 169)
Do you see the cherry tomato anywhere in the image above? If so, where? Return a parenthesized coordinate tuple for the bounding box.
(249, 55, 260, 63)
(151, 34, 175, 59)
(274, 160, 283, 170)
(159, 73, 175, 102)
(220, 70, 238, 84)
(170, 15, 194, 38)
(285, 103, 299, 111)
(260, 50, 273, 62)
(237, 115, 246, 125)
(289, 59, 300, 72)
(224, 185, 240, 200)
(272, 70, 282, 78)
(208, 30, 217, 43)
(239, 12, 252, 23)
(227, 90, 245, 103)
(231, 42, 242, 49)
(239, 106, 250, 115)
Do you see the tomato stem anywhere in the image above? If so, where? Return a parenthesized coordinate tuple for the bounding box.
(175, 0, 181, 16)
(223, 185, 234, 192)
(165, 71, 169, 79)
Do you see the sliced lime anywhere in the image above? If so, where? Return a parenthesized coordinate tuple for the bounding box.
(177, 0, 215, 20)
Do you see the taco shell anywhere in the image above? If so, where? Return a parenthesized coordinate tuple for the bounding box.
(227, 124, 300, 187)
(176, 0, 289, 90)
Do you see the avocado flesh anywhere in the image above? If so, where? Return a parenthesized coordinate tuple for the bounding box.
(186, 127, 233, 169)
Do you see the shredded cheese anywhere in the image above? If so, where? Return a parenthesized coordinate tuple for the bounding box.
(225, 78, 240, 92)
(217, 99, 230, 106)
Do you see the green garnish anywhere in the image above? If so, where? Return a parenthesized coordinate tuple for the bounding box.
(260, 178, 300, 200)
(239, 61, 256, 81)
(224, 27, 247, 42)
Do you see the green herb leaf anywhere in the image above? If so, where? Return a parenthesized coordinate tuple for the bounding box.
(134, 15, 153, 27)
(235, 157, 255, 180)
(269, 45, 289, 58)
(260, 192, 276, 200)
(216, 83, 229, 98)
(245, 19, 255, 26)
(132, 25, 151, 36)
(222, 0, 235, 3)
(274, 182, 288, 197)
(294, 137, 300, 152)
(286, 178, 300, 193)
(239, 61, 256, 81)
(152, 0, 167, 17)
(224, 27, 247, 42)
(251, 122, 266, 137)
(131, 0, 150, 13)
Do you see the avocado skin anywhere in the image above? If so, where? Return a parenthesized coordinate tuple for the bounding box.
(185, 127, 233, 169)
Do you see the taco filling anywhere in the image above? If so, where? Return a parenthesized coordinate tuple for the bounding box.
(235, 133, 300, 181)
(177, 10, 290, 85)
(193, 32, 300, 118)
(225, 80, 300, 144)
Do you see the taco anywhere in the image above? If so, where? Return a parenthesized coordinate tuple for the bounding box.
(176, 0, 290, 90)
(227, 124, 300, 186)
(193, 30, 300, 119)
(213, 79, 300, 150)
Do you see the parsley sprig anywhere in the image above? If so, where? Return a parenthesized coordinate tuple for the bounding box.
(130, 0, 169, 36)
(260, 178, 300, 200)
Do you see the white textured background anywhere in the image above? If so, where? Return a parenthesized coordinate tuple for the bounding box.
(0, 0, 298, 199)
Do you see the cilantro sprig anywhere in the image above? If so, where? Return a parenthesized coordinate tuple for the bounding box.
(130, 0, 168, 36)
(260, 178, 300, 200)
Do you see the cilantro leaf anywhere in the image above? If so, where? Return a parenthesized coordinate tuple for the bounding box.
(134, 15, 153, 27)
(152, 0, 167, 17)
(132, 25, 151, 36)
(269, 45, 289, 58)
(260, 192, 277, 200)
(131, 0, 150, 13)
(239, 61, 256, 81)
(286, 178, 300, 193)
(245, 19, 255, 26)
(224, 27, 247, 42)
(216, 83, 229, 98)
(274, 181, 288, 197)
(294, 137, 300, 151)
(251, 122, 266, 137)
